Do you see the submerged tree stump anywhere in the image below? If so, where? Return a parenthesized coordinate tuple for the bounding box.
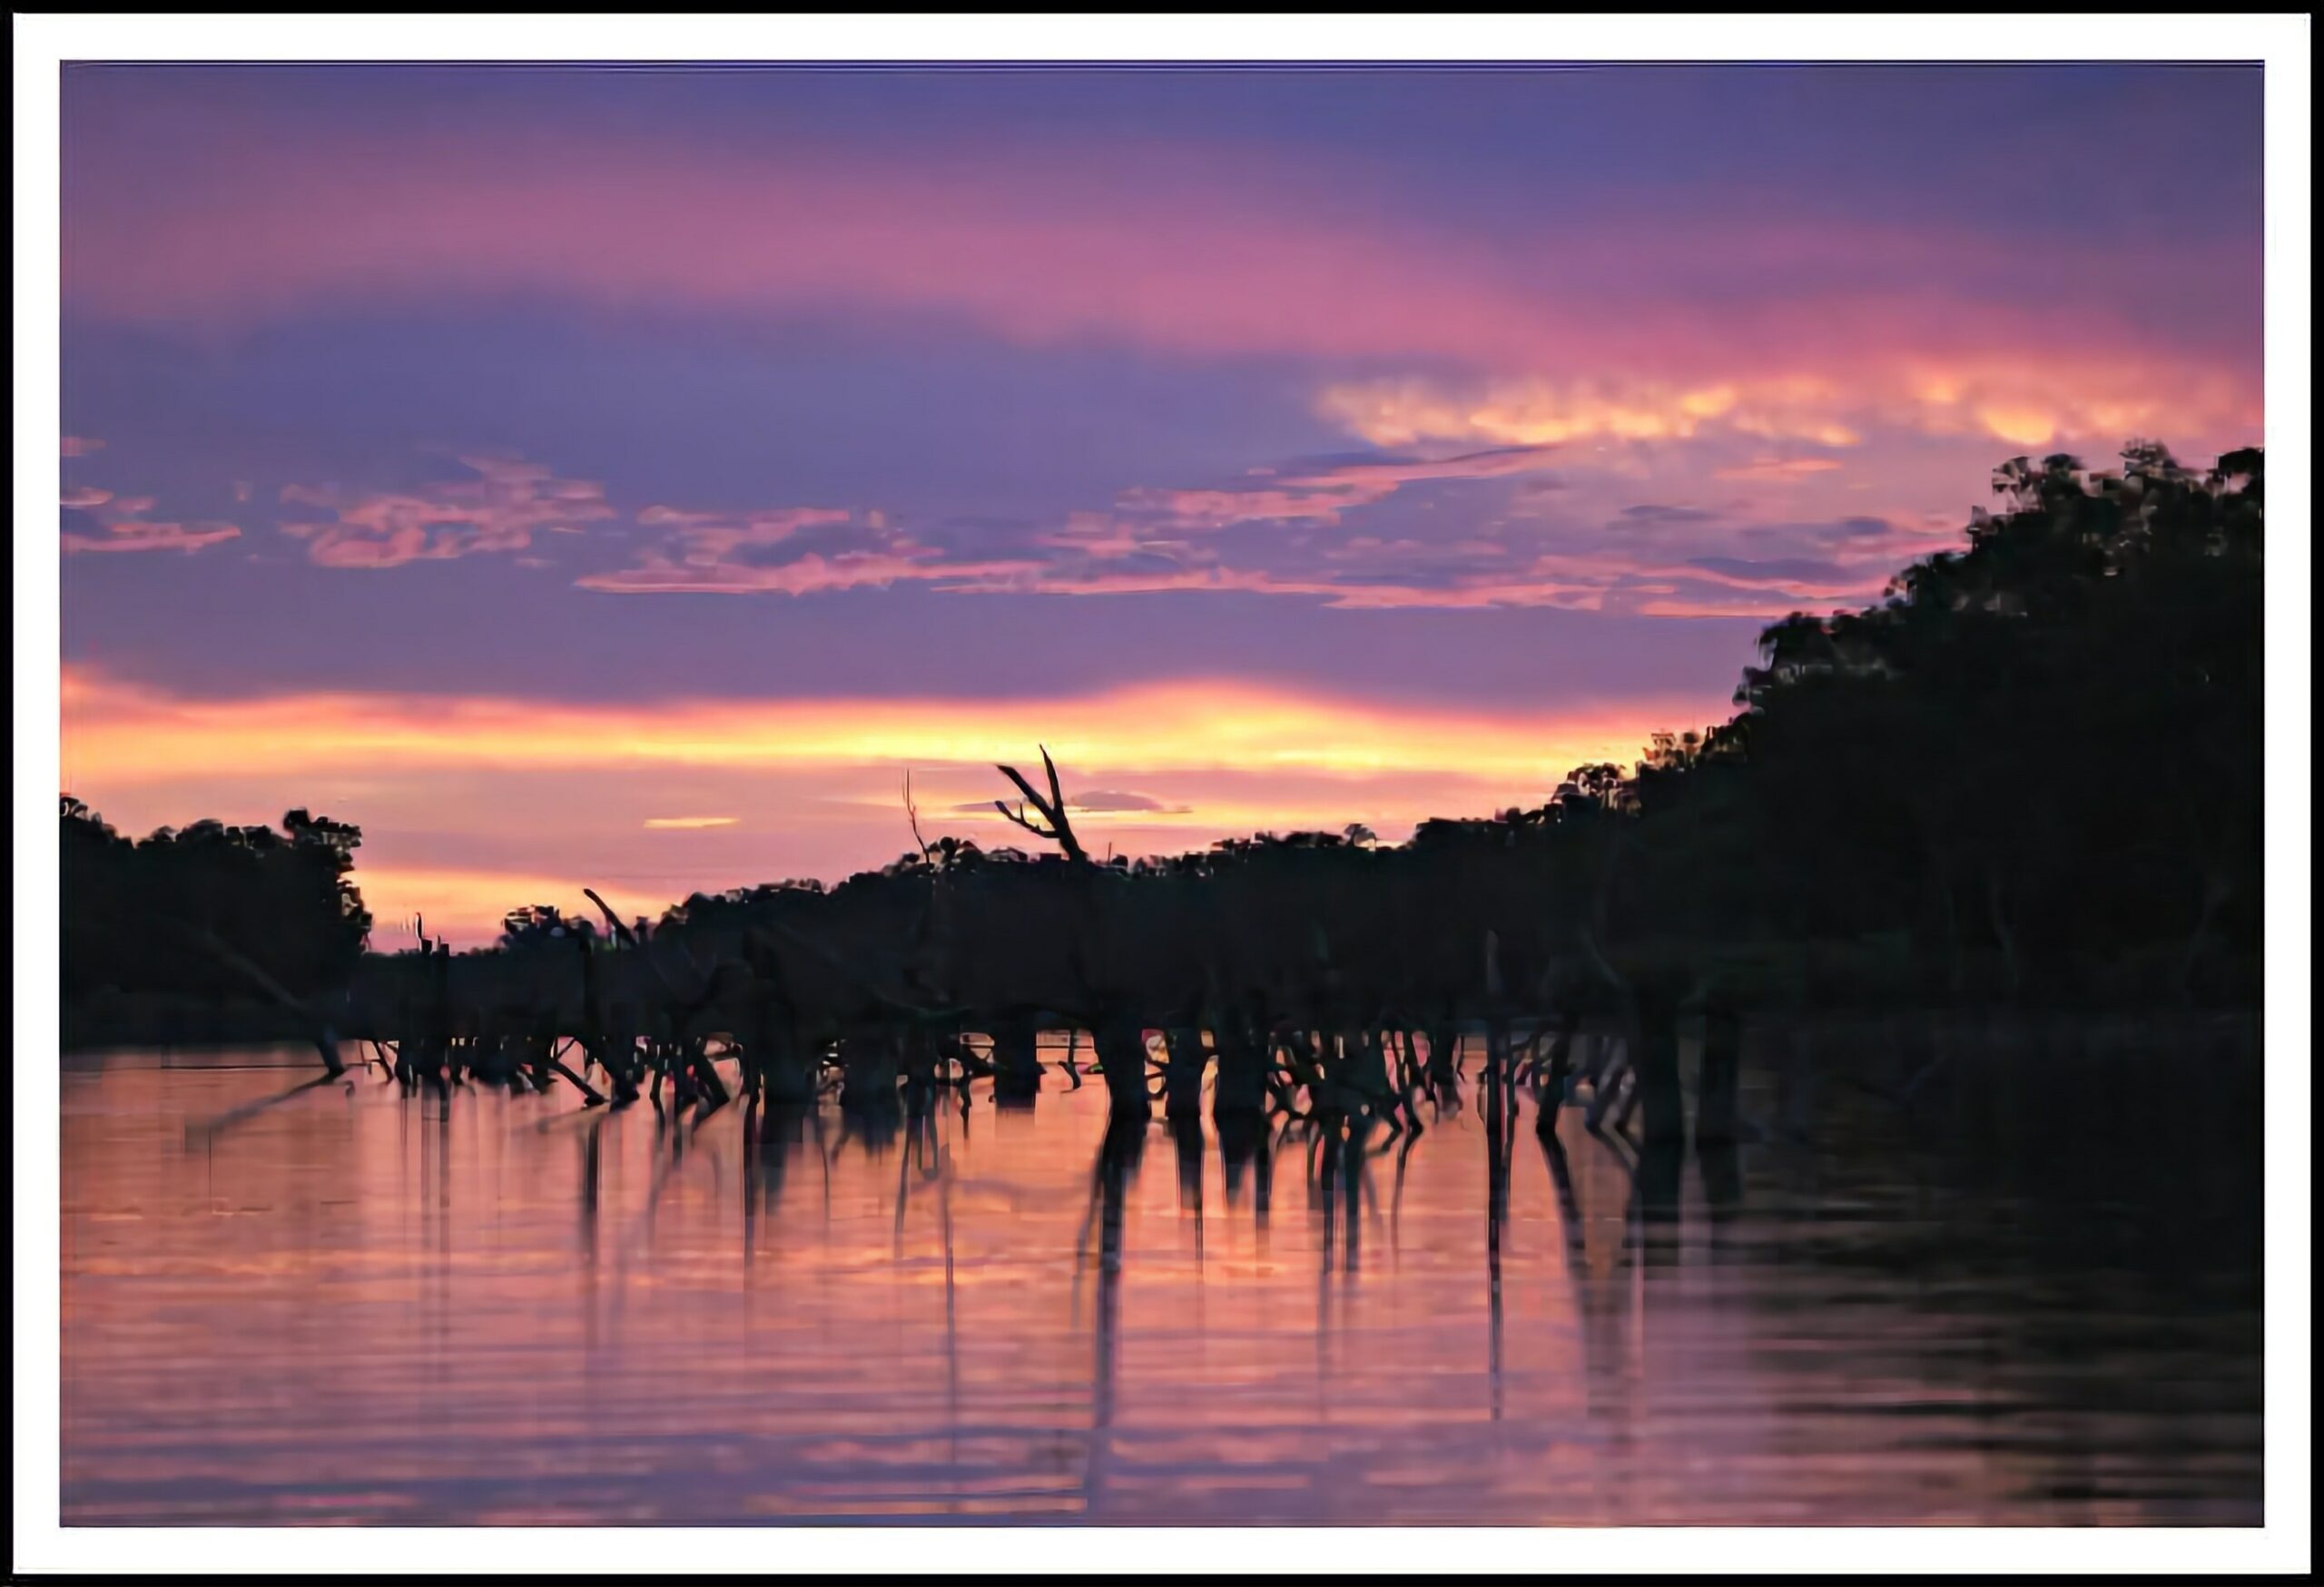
(1161, 1027, 1207, 1118)
(1630, 991, 1687, 1148)
(1536, 1010, 1581, 1135)
(1424, 1024, 1461, 1090)
(1209, 1019, 1267, 1120)
(990, 1015, 1043, 1102)
(1090, 1013, 1154, 1120)
(1695, 1005, 1744, 1145)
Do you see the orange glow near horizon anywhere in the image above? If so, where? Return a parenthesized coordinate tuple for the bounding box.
(61, 665, 1688, 789)
(60, 665, 1700, 943)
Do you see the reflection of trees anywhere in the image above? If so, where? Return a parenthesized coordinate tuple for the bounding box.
(1073, 1117, 1146, 1518)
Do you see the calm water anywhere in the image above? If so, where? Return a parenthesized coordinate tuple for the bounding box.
(61, 1038, 2261, 1525)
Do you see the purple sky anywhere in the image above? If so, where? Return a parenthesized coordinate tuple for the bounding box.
(58, 64, 2264, 941)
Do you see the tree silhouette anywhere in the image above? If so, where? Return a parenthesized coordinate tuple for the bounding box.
(63, 442, 2262, 1051)
(62, 803, 371, 1006)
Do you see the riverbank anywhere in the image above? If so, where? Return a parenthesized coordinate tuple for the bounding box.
(63, 991, 318, 1053)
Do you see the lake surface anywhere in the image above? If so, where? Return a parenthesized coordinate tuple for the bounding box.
(60, 1037, 2261, 1525)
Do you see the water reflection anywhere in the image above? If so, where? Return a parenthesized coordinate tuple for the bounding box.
(61, 1040, 2260, 1525)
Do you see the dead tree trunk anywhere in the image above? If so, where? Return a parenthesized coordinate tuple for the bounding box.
(1210, 1017, 1267, 1120)
(1091, 1012, 1153, 1121)
(576, 936, 641, 1106)
(1161, 1026, 1207, 1118)
(990, 1014, 1043, 1102)
(758, 1031, 820, 1106)
(1535, 1009, 1581, 1136)
(1630, 986, 1687, 1149)
(1695, 1005, 1744, 1146)
(993, 746, 1088, 863)
(1423, 1023, 1461, 1091)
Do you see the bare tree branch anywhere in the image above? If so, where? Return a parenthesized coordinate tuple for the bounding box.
(994, 797, 1062, 845)
(995, 749, 1088, 862)
(904, 770, 935, 865)
(581, 888, 636, 947)
(584, 884, 704, 1009)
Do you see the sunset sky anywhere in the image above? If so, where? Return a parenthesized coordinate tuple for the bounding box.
(58, 64, 2264, 943)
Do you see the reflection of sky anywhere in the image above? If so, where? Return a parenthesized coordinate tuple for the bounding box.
(59, 1056, 2261, 1523)
(58, 65, 2264, 939)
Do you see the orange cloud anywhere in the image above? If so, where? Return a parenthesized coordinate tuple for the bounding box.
(1324, 362, 2257, 457)
(1317, 377, 1860, 450)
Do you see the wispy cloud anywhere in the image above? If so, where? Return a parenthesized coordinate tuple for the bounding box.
(572, 505, 1018, 595)
(581, 519, 1043, 596)
(1110, 446, 1557, 533)
(1716, 457, 1845, 482)
(566, 431, 1954, 616)
(642, 815, 739, 829)
(582, 447, 1565, 603)
(62, 435, 106, 458)
(948, 787, 1193, 817)
(279, 454, 615, 568)
(61, 488, 241, 557)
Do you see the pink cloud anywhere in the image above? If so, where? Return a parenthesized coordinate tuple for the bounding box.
(58, 129, 2258, 451)
(279, 453, 615, 568)
(581, 465, 1614, 607)
(574, 438, 1944, 614)
(63, 522, 242, 556)
(946, 788, 1194, 816)
(582, 502, 1039, 595)
(61, 483, 240, 557)
(62, 435, 106, 457)
(576, 504, 1023, 595)
(625, 505, 855, 561)
(1716, 457, 1846, 482)
(1115, 446, 1557, 534)
(940, 561, 1610, 611)
(582, 547, 1045, 596)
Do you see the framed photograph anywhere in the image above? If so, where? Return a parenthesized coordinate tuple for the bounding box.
(15, 15, 2309, 1578)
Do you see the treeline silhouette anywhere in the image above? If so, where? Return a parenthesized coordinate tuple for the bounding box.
(635, 439, 2262, 1012)
(62, 800, 370, 1040)
(1607, 439, 2261, 1007)
(61, 442, 2261, 1076)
